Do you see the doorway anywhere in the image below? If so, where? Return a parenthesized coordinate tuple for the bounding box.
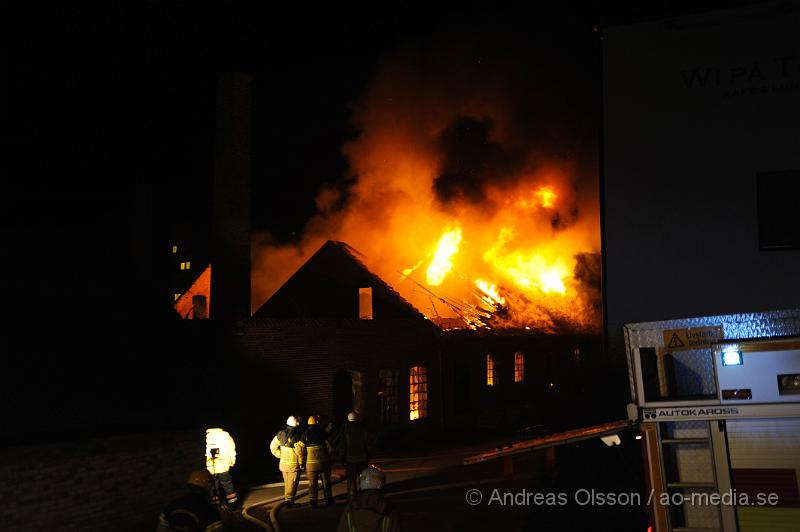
(333, 369, 365, 423)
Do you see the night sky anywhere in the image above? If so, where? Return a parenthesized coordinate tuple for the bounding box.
(6, 1, 756, 241)
(1, 0, 758, 344)
(3, 1, 760, 327)
(2, 0, 763, 443)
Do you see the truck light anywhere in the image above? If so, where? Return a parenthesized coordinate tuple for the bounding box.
(721, 349, 743, 366)
(778, 374, 800, 395)
(722, 388, 752, 400)
(600, 434, 622, 446)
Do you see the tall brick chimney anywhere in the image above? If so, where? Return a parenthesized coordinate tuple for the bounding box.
(211, 72, 252, 323)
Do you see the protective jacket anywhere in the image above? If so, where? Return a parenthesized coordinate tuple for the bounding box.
(300, 425, 332, 472)
(156, 486, 223, 532)
(336, 489, 400, 532)
(206, 428, 236, 474)
(342, 421, 368, 464)
(270, 426, 305, 472)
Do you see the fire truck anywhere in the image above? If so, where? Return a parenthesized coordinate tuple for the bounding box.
(625, 309, 800, 531)
(603, 3, 800, 528)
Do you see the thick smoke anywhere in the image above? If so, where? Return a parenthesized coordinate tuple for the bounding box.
(434, 116, 524, 207)
(251, 21, 600, 331)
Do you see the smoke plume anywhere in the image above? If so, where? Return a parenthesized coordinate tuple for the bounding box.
(252, 22, 600, 332)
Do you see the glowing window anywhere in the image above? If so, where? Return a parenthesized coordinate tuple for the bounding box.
(172, 245, 177, 254)
(186, 261, 191, 270)
(514, 352, 525, 383)
(487, 354, 495, 386)
(409, 366, 428, 421)
(358, 287, 373, 320)
(180, 262, 186, 270)
(174, 293, 181, 301)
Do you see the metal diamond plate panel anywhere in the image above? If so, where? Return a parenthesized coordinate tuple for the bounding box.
(668, 444, 714, 483)
(681, 490, 721, 529)
(624, 308, 800, 403)
(669, 348, 717, 396)
(663, 421, 708, 439)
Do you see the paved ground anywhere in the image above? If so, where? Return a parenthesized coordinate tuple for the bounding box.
(221, 437, 650, 532)
(233, 442, 547, 531)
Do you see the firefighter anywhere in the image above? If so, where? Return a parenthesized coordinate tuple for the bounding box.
(336, 465, 400, 532)
(205, 428, 239, 509)
(340, 411, 369, 500)
(269, 415, 306, 507)
(299, 415, 335, 507)
(156, 469, 224, 532)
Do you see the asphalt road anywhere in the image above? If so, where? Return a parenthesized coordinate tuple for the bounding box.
(259, 445, 547, 532)
(223, 438, 650, 532)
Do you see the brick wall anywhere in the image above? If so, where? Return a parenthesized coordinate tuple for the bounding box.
(235, 318, 443, 431)
(0, 429, 204, 531)
(441, 332, 606, 430)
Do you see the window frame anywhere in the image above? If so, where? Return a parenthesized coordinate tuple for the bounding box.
(409, 365, 429, 421)
(514, 351, 525, 383)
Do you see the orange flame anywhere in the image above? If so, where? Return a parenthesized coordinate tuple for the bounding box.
(425, 223, 462, 286)
(475, 279, 506, 306)
(401, 260, 423, 279)
(535, 186, 558, 208)
(516, 185, 559, 210)
(251, 50, 601, 334)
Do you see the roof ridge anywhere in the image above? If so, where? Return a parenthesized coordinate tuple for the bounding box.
(325, 241, 424, 319)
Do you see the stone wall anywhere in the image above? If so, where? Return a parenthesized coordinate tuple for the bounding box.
(0, 429, 204, 531)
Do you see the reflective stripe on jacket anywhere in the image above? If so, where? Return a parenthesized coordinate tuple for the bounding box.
(304, 444, 331, 472)
(301, 425, 332, 471)
(280, 445, 300, 471)
(270, 433, 305, 472)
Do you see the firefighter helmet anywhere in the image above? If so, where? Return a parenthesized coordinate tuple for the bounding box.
(358, 465, 386, 491)
(307, 415, 319, 425)
(187, 469, 214, 489)
(347, 411, 357, 422)
(286, 416, 299, 427)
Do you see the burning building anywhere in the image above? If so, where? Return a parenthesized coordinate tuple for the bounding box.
(246, 34, 606, 435)
(252, 150, 602, 334)
(244, 239, 604, 436)
(252, 37, 602, 336)
(248, 240, 444, 429)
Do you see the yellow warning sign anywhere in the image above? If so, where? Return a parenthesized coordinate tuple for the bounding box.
(662, 326, 723, 350)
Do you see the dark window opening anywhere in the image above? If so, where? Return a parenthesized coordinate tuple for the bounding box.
(378, 369, 398, 425)
(757, 171, 800, 250)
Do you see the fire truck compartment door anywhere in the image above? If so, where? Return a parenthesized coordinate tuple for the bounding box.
(715, 345, 800, 404)
(726, 418, 800, 531)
